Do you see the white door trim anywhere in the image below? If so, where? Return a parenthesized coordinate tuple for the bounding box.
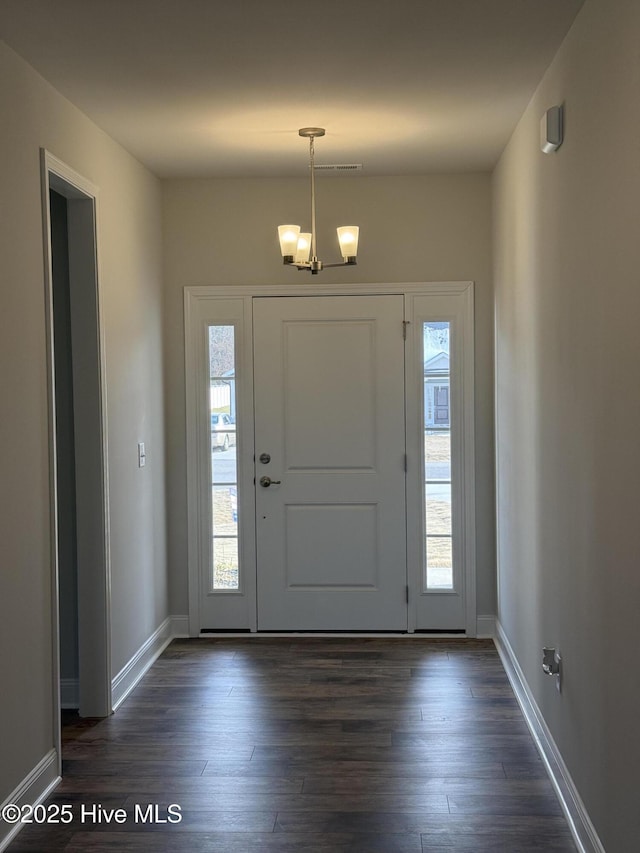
(184, 294, 256, 633)
(186, 281, 472, 299)
(405, 286, 476, 633)
(185, 281, 475, 636)
(41, 151, 112, 760)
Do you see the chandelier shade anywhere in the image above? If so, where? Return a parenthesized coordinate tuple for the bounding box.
(294, 232, 312, 264)
(277, 225, 301, 261)
(337, 226, 359, 261)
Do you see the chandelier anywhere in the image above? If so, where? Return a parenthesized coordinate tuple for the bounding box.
(277, 128, 359, 274)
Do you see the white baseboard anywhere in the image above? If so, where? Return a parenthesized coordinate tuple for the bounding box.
(111, 616, 173, 710)
(476, 614, 496, 638)
(111, 615, 190, 710)
(195, 630, 497, 639)
(60, 677, 79, 709)
(186, 615, 496, 640)
(0, 750, 60, 852)
(495, 621, 605, 853)
(170, 614, 190, 638)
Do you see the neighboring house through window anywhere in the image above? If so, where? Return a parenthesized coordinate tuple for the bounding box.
(424, 351, 450, 428)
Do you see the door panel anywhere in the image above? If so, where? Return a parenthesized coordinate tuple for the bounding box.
(285, 503, 378, 587)
(283, 320, 376, 470)
(253, 295, 406, 630)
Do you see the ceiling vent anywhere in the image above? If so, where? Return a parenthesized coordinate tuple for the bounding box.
(313, 163, 363, 174)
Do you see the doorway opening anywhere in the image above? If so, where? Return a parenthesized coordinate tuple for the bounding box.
(41, 152, 112, 768)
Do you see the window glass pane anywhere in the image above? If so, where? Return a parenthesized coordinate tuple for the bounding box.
(426, 537, 453, 590)
(211, 438, 237, 483)
(425, 430, 450, 481)
(211, 428, 236, 454)
(424, 321, 453, 590)
(212, 486, 238, 536)
(209, 325, 239, 590)
(425, 483, 452, 535)
(208, 326, 235, 377)
(213, 538, 239, 590)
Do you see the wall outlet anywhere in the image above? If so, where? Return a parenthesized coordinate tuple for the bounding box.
(138, 442, 146, 467)
(542, 647, 562, 692)
(542, 647, 556, 674)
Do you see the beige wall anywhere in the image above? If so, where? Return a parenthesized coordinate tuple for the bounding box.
(162, 173, 496, 619)
(0, 41, 167, 803)
(493, 0, 640, 848)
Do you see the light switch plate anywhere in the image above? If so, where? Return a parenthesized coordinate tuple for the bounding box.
(138, 442, 146, 467)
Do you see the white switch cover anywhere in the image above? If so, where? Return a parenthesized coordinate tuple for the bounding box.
(138, 442, 146, 467)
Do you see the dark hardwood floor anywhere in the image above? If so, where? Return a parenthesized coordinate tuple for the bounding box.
(7, 638, 577, 852)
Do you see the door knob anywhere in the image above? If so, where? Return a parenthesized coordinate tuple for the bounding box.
(260, 476, 282, 488)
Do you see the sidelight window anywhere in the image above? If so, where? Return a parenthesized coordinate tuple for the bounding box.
(209, 325, 239, 590)
(423, 322, 453, 590)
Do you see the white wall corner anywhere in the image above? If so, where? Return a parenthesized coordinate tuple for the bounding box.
(59, 678, 79, 709)
(476, 614, 496, 638)
(0, 750, 60, 852)
(111, 616, 173, 710)
(170, 615, 190, 638)
(494, 621, 606, 853)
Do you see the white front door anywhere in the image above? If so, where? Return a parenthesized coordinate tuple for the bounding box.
(253, 295, 407, 630)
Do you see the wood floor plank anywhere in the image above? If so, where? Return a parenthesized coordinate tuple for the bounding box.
(273, 810, 453, 834)
(121, 791, 451, 813)
(342, 718, 532, 735)
(418, 815, 579, 849)
(447, 792, 563, 816)
(62, 830, 424, 852)
(418, 814, 574, 833)
(57, 775, 305, 795)
(62, 758, 208, 777)
(301, 776, 557, 796)
(250, 743, 541, 764)
(420, 834, 577, 852)
(63, 742, 257, 760)
(203, 757, 510, 779)
(201, 758, 510, 779)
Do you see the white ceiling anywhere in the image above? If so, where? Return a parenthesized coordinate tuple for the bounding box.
(0, 0, 584, 178)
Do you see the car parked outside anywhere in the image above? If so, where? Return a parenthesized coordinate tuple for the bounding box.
(211, 413, 236, 451)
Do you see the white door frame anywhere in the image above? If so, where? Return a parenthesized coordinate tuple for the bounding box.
(41, 151, 112, 770)
(184, 281, 476, 636)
